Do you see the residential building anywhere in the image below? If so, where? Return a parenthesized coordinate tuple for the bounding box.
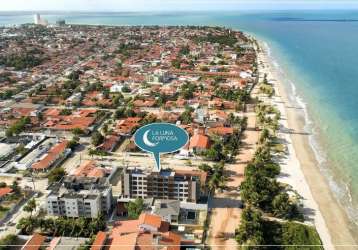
(90, 213, 182, 250)
(46, 176, 113, 218)
(121, 167, 207, 202)
(31, 140, 71, 172)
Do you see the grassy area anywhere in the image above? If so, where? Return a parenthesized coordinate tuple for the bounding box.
(263, 220, 323, 249)
(0, 206, 10, 220)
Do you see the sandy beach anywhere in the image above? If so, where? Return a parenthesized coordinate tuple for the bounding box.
(257, 43, 357, 249)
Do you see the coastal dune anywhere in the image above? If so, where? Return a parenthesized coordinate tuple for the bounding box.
(258, 42, 357, 249)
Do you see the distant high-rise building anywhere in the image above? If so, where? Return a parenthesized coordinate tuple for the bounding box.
(33, 13, 48, 26)
(34, 14, 41, 25)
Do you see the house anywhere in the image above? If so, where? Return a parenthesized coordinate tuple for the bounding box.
(21, 233, 46, 250)
(98, 134, 122, 152)
(189, 133, 210, 153)
(90, 231, 107, 250)
(207, 126, 234, 137)
(46, 236, 88, 250)
(72, 160, 106, 178)
(0, 187, 13, 201)
(91, 213, 182, 250)
(32, 140, 71, 172)
(116, 117, 141, 135)
(152, 199, 180, 224)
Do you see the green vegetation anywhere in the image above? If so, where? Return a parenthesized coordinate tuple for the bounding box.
(114, 106, 137, 119)
(171, 58, 181, 69)
(260, 83, 275, 97)
(0, 52, 44, 70)
(199, 162, 226, 192)
(0, 234, 18, 250)
(0, 90, 14, 100)
(236, 84, 319, 247)
(236, 207, 265, 247)
(193, 32, 238, 47)
(179, 106, 194, 124)
(72, 128, 85, 136)
(59, 109, 73, 116)
(17, 215, 106, 237)
(67, 136, 80, 150)
(180, 82, 197, 100)
(179, 45, 190, 55)
(88, 148, 110, 157)
(91, 131, 104, 146)
(125, 197, 144, 219)
(48, 167, 66, 184)
(23, 198, 36, 217)
(77, 235, 96, 250)
(5, 116, 31, 137)
(214, 86, 249, 103)
(236, 207, 322, 249)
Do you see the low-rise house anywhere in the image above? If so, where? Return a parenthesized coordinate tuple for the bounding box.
(72, 160, 107, 178)
(0, 187, 13, 201)
(207, 126, 234, 137)
(116, 117, 141, 135)
(91, 213, 181, 250)
(152, 199, 180, 224)
(31, 140, 70, 172)
(98, 134, 122, 152)
(189, 133, 210, 153)
(22, 233, 46, 250)
(47, 236, 88, 250)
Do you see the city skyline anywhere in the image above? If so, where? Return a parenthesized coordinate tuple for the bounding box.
(1, 0, 358, 11)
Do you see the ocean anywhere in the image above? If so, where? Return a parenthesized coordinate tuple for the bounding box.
(1, 10, 358, 226)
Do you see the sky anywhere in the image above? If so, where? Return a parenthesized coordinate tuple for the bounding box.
(1, 0, 358, 11)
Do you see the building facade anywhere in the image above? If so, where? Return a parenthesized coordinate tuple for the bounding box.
(47, 176, 113, 218)
(121, 167, 206, 202)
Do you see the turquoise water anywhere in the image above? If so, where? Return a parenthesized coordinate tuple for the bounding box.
(1, 10, 358, 224)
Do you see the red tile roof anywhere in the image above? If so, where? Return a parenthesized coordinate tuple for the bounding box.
(189, 134, 210, 150)
(73, 160, 106, 178)
(32, 140, 68, 170)
(23, 233, 46, 250)
(139, 213, 162, 229)
(0, 187, 13, 198)
(207, 126, 234, 136)
(91, 231, 107, 250)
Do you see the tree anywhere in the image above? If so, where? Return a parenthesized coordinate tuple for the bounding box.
(282, 222, 323, 249)
(236, 207, 265, 249)
(125, 198, 144, 219)
(207, 162, 226, 192)
(10, 181, 20, 195)
(5, 116, 31, 137)
(48, 167, 66, 184)
(67, 136, 80, 150)
(179, 106, 194, 124)
(72, 128, 85, 136)
(23, 199, 36, 217)
(0, 234, 18, 250)
(17, 217, 36, 234)
(272, 193, 303, 221)
(240, 170, 281, 211)
(91, 131, 104, 146)
(198, 163, 211, 172)
(205, 142, 226, 162)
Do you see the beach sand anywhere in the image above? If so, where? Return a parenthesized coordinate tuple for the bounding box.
(258, 43, 357, 249)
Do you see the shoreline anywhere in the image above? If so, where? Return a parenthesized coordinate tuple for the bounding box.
(257, 41, 357, 249)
